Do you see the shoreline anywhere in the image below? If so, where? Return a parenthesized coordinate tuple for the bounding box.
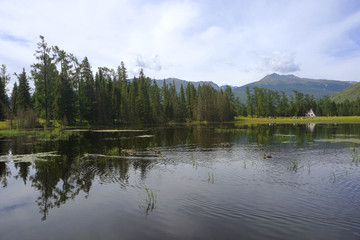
(234, 116, 360, 124)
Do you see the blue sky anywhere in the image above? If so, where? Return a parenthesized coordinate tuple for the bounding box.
(1, 0, 360, 90)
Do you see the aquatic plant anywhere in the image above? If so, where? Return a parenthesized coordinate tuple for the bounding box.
(144, 185, 157, 211)
(105, 147, 120, 156)
(208, 172, 215, 184)
(288, 159, 298, 172)
(351, 147, 360, 166)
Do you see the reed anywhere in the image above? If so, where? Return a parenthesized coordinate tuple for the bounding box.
(208, 172, 215, 184)
(144, 185, 157, 209)
(288, 159, 298, 172)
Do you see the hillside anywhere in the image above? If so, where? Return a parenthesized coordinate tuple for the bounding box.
(149, 74, 356, 103)
(330, 82, 360, 103)
(232, 73, 355, 102)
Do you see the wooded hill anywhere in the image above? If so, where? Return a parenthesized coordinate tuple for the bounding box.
(151, 73, 356, 103)
(232, 73, 356, 102)
(330, 82, 360, 103)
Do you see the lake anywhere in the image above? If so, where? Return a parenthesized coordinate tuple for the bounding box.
(0, 123, 359, 239)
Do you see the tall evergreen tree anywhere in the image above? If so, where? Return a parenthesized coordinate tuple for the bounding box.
(0, 64, 10, 120)
(52, 47, 75, 125)
(80, 57, 96, 123)
(11, 82, 18, 116)
(16, 68, 32, 111)
(32, 36, 55, 125)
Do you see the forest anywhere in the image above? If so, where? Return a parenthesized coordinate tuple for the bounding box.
(0, 36, 359, 128)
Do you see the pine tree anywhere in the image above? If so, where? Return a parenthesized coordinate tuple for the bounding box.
(31, 35, 55, 125)
(10, 83, 18, 116)
(150, 80, 162, 123)
(246, 86, 254, 117)
(80, 57, 96, 123)
(0, 64, 10, 120)
(52, 47, 75, 125)
(16, 68, 32, 111)
(178, 85, 186, 122)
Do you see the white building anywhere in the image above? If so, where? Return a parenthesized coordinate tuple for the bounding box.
(306, 109, 316, 118)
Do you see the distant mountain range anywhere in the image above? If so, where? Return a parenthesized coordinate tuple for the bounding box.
(154, 73, 357, 103)
(231, 73, 356, 102)
(330, 82, 360, 103)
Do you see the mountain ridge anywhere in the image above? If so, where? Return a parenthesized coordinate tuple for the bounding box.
(150, 73, 357, 102)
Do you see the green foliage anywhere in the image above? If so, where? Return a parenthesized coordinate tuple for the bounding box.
(0, 64, 10, 120)
(331, 82, 360, 103)
(6, 35, 360, 129)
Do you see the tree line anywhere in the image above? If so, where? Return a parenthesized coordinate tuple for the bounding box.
(242, 86, 360, 117)
(1, 36, 359, 128)
(0, 36, 236, 127)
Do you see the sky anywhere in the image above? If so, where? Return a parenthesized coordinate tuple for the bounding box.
(1, 0, 360, 90)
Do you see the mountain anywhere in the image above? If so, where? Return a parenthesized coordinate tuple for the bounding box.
(154, 78, 220, 91)
(330, 82, 360, 103)
(231, 73, 356, 102)
(148, 74, 357, 103)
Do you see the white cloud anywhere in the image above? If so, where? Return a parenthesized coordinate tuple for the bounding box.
(0, 0, 360, 89)
(261, 52, 300, 73)
(132, 54, 162, 75)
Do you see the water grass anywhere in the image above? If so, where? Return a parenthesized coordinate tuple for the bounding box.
(144, 185, 157, 213)
(105, 147, 120, 156)
(208, 172, 215, 184)
(288, 159, 299, 172)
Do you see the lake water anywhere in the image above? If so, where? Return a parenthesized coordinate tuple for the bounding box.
(0, 123, 360, 239)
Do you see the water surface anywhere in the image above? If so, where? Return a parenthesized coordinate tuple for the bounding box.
(0, 123, 360, 239)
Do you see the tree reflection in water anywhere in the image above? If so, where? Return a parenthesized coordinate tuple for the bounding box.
(0, 123, 359, 220)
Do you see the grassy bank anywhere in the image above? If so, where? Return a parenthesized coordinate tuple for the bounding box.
(235, 116, 360, 124)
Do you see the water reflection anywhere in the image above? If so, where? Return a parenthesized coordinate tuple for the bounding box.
(0, 123, 359, 225)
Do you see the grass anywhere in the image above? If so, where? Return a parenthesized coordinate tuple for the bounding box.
(288, 159, 299, 172)
(0, 129, 27, 138)
(0, 121, 10, 130)
(235, 116, 360, 124)
(144, 185, 157, 213)
(105, 147, 120, 156)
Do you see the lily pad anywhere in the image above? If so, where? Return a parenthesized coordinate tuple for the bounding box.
(0, 151, 61, 163)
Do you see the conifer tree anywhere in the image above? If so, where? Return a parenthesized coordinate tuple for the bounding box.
(11, 83, 18, 116)
(0, 64, 10, 120)
(16, 68, 32, 111)
(32, 35, 55, 125)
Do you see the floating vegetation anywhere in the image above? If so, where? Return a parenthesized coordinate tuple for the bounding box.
(315, 138, 360, 144)
(91, 129, 147, 133)
(0, 151, 60, 163)
(288, 159, 299, 172)
(105, 147, 120, 156)
(208, 172, 215, 184)
(65, 129, 89, 132)
(136, 135, 154, 138)
(214, 128, 246, 133)
(144, 185, 157, 214)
